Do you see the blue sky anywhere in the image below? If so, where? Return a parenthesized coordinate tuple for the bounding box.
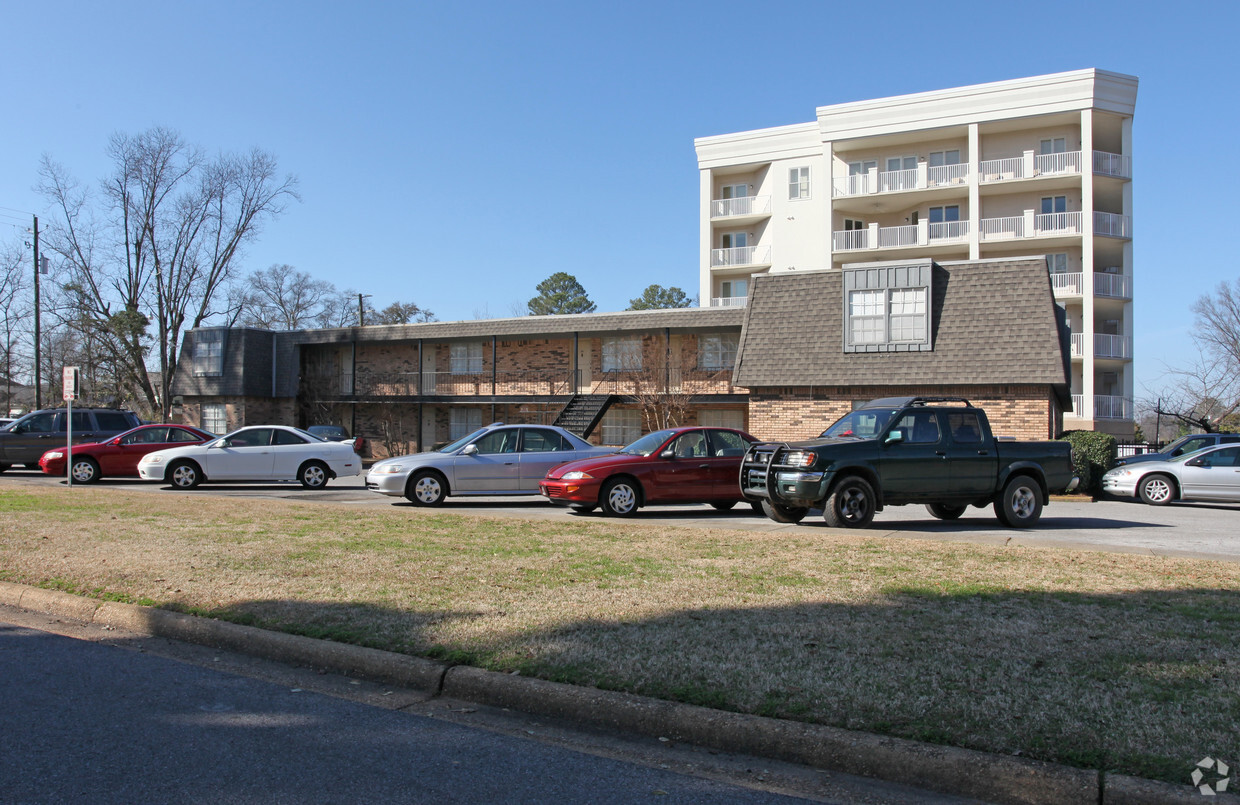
(1, 0, 1236, 398)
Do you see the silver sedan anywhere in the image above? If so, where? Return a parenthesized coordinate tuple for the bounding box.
(366, 423, 613, 505)
(1102, 443, 1240, 505)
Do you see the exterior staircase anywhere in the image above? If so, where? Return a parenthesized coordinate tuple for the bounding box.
(553, 394, 614, 439)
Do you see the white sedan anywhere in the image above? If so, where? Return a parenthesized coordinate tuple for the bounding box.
(138, 425, 362, 490)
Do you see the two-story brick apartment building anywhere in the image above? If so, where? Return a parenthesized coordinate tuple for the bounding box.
(696, 69, 1136, 437)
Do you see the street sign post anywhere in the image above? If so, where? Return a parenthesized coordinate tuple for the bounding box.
(63, 367, 79, 487)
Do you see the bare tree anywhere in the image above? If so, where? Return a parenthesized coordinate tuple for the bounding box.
(371, 301, 436, 325)
(237, 264, 335, 330)
(38, 127, 299, 419)
(0, 239, 31, 412)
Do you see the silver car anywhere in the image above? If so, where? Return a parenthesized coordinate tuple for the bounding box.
(1102, 443, 1240, 505)
(366, 423, 613, 505)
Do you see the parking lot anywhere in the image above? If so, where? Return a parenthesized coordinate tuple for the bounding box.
(3, 466, 1239, 563)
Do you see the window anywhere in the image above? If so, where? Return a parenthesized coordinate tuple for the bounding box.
(721, 183, 747, 199)
(720, 232, 747, 249)
(947, 412, 983, 443)
(700, 409, 745, 431)
(1040, 137, 1067, 154)
(1046, 253, 1069, 273)
(843, 263, 933, 352)
(192, 330, 226, 377)
(273, 429, 309, 446)
(520, 428, 568, 453)
(201, 404, 226, 435)
(928, 150, 961, 166)
(473, 428, 518, 454)
(449, 408, 482, 440)
(891, 411, 941, 444)
(788, 166, 810, 200)
(1041, 196, 1067, 214)
(600, 408, 641, 446)
(886, 156, 916, 172)
(450, 342, 484, 374)
(699, 334, 738, 370)
(94, 412, 133, 431)
(848, 160, 876, 176)
(843, 218, 864, 231)
(707, 428, 752, 457)
(719, 279, 747, 300)
(168, 428, 201, 443)
(226, 429, 273, 448)
(602, 336, 642, 372)
(929, 205, 960, 224)
(670, 431, 708, 458)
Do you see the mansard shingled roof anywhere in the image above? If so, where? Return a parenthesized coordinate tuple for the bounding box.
(732, 257, 1069, 390)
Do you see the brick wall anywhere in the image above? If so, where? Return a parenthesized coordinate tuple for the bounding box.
(181, 397, 297, 433)
(746, 386, 1061, 442)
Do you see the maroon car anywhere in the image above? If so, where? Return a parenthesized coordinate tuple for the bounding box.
(539, 426, 760, 516)
(39, 424, 215, 483)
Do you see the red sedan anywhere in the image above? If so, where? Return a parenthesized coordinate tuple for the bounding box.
(39, 424, 215, 483)
(539, 426, 760, 516)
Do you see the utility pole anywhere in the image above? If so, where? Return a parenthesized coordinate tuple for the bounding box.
(32, 215, 41, 410)
(357, 293, 372, 327)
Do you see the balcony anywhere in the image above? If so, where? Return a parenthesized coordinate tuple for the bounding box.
(1070, 333, 1133, 360)
(1050, 272, 1134, 300)
(1069, 394, 1134, 421)
(1093, 150, 1131, 178)
(1094, 211, 1133, 239)
(833, 163, 970, 197)
(833, 220, 969, 252)
(710, 296, 748, 308)
(357, 370, 574, 398)
(980, 211, 1081, 241)
(710, 245, 771, 268)
(710, 194, 771, 221)
(980, 151, 1082, 183)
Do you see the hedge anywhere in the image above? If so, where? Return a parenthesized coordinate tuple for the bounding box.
(1058, 430, 1117, 496)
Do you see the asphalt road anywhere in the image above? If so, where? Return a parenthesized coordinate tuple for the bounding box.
(3, 466, 1239, 562)
(0, 607, 983, 805)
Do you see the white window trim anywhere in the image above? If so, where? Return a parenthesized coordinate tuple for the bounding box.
(788, 166, 810, 200)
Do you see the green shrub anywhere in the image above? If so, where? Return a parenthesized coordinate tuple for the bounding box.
(1059, 430, 1117, 496)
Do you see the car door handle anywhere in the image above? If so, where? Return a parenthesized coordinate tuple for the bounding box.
(977, 450, 990, 456)
(935, 451, 947, 458)
(698, 463, 710, 469)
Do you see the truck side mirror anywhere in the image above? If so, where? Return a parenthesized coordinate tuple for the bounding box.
(884, 430, 903, 445)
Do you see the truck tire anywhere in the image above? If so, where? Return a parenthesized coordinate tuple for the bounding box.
(926, 503, 965, 520)
(823, 476, 876, 528)
(994, 475, 1042, 527)
(761, 499, 808, 524)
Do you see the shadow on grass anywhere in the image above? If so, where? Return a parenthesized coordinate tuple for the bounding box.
(178, 585, 1239, 786)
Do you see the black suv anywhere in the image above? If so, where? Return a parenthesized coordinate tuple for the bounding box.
(0, 408, 143, 471)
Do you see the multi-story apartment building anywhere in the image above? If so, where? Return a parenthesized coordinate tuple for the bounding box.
(696, 69, 1137, 437)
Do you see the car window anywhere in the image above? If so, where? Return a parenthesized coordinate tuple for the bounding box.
(892, 411, 941, 444)
(473, 429, 518, 454)
(947, 412, 983, 443)
(167, 428, 202, 443)
(1198, 447, 1240, 467)
(15, 413, 58, 434)
(122, 428, 167, 445)
(821, 408, 900, 439)
(94, 412, 134, 431)
(56, 412, 92, 432)
(224, 429, 272, 448)
(707, 429, 752, 457)
(273, 429, 309, 446)
(619, 429, 676, 456)
(670, 432, 708, 458)
(1171, 437, 1211, 457)
(520, 428, 567, 453)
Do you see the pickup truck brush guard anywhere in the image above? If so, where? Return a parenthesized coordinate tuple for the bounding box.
(742, 397, 1079, 528)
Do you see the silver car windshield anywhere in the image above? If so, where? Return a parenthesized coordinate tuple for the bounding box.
(438, 427, 492, 454)
(618, 429, 676, 457)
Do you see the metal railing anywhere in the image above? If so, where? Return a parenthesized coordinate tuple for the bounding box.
(1093, 150, 1131, 178)
(355, 370, 575, 397)
(710, 195, 771, 218)
(980, 216, 1026, 240)
(710, 245, 771, 267)
(1094, 211, 1133, 238)
(710, 296, 749, 308)
(1051, 272, 1084, 296)
(927, 163, 969, 186)
(1035, 211, 1082, 234)
(929, 220, 968, 241)
(877, 224, 918, 248)
(1094, 272, 1133, 298)
(833, 229, 871, 251)
(1034, 150, 1082, 175)
(1094, 334, 1133, 359)
(833, 174, 871, 197)
(878, 167, 919, 193)
(979, 157, 1025, 182)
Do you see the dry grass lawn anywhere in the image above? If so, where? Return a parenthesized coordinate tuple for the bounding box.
(1, 484, 1237, 783)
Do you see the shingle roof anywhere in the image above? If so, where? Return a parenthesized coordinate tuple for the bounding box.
(733, 258, 1069, 390)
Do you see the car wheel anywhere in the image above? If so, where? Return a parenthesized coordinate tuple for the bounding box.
(406, 470, 448, 506)
(926, 503, 966, 521)
(168, 460, 202, 490)
(710, 501, 737, 511)
(1137, 473, 1175, 506)
(994, 475, 1043, 527)
(600, 477, 640, 516)
(823, 476, 876, 528)
(761, 499, 809, 524)
(298, 460, 330, 489)
(744, 497, 765, 515)
(70, 457, 101, 484)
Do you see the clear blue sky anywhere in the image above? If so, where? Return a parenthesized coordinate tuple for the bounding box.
(2, 0, 1236, 399)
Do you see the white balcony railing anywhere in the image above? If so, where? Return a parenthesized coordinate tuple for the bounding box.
(710, 195, 771, 219)
(929, 220, 968, 241)
(710, 245, 771, 267)
(710, 296, 748, 308)
(1094, 272, 1133, 298)
(1093, 150, 1131, 178)
(980, 216, 1027, 240)
(927, 163, 969, 186)
(1035, 211, 1082, 234)
(1095, 333, 1133, 359)
(833, 174, 872, 197)
(1094, 211, 1133, 239)
(979, 157, 1025, 182)
(879, 168, 919, 193)
(1070, 394, 1134, 420)
(833, 229, 871, 251)
(1051, 272, 1084, 296)
(878, 224, 919, 248)
(1034, 151, 1082, 176)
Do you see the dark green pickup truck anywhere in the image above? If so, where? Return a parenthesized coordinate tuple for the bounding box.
(741, 397, 1078, 528)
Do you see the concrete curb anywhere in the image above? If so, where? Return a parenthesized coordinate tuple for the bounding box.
(2, 581, 1226, 805)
